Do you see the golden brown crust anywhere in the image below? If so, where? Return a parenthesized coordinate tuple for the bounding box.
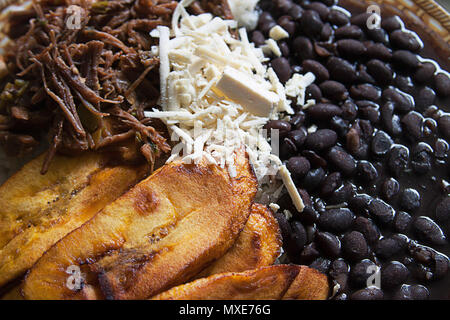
(196, 203, 282, 278)
(0, 152, 146, 288)
(152, 265, 329, 300)
(23, 149, 257, 300)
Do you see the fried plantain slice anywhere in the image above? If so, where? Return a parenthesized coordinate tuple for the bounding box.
(23, 149, 258, 300)
(152, 265, 329, 300)
(197, 203, 282, 278)
(0, 153, 146, 288)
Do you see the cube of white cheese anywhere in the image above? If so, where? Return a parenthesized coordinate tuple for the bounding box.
(269, 25, 289, 41)
(215, 67, 279, 118)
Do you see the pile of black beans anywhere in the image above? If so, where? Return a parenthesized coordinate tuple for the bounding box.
(257, 0, 450, 299)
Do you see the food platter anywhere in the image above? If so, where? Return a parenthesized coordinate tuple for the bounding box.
(0, 0, 449, 301)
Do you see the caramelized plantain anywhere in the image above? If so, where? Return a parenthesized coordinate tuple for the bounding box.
(0, 153, 146, 288)
(197, 203, 281, 278)
(152, 265, 329, 300)
(23, 149, 257, 300)
(1, 281, 23, 300)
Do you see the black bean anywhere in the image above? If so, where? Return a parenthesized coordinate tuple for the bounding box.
(434, 73, 450, 97)
(298, 188, 313, 207)
(435, 139, 449, 159)
(264, 120, 292, 137)
(330, 116, 350, 137)
(381, 16, 402, 32)
(305, 83, 322, 101)
(299, 243, 320, 265)
(381, 262, 409, 290)
(321, 172, 342, 197)
(309, 257, 331, 273)
(335, 24, 363, 39)
(314, 41, 333, 57)
(251, 30, 266, 47)
(357, 65, 377, 84)
(433, 253, 450, 279)
(315, 231, 341, 258)
(382, 177, 400, 201)
(368, 199, 395, 225)
(375, 237, 404, 260)
(287, 129, 307, 149)
(400, 188, 421, 212)
(366, 59, 393, 85)
(389, 30, 422, 52)
(367, 28, 389, 44)
(305, 129, 338, 151)
(293, 36, 315, 60)
(327, 9, 349, 26)
(438, 115, 450, 140)
(274, 210, 292, 243)
(393, 73, 412, 91)
(394, 211, 412, 233)
(297, 205, 320, 225)
(371, 130, 393, 156)
(279, 41, 290, 57)
(350, 84, 381, 101)
(358, 103, 380, 123)
(278, 15, 296, 36)
(411, 142, 433, 174)
(350, 12, 372, 28)
(271, 57, 292, 83)
(318, 208, 355, 234)
(366, 43, 392, 61)
(327, 146, 357, 176)
(301, 10, 324, 38)
(413, 62, 436, 84)
(302, 60, 329, 83)
(436, 196, 450, 222)
(287, 156, 311, 180)
(287, 3, 302, 19)
(330, 259, 349, 278)
(341, 99, 358, 120)
(413, 216, 447, 245)
(351, 287, 384, 300)
(380, 102, 403, 136)
(302, 167, 326, 191)
(303, 150, 328, 168)
(401, 111, 424, 139)
(336, 39, 367, 58)
(392, 50, 420, 69)
(327, 57, 357, 83)
(342, 231, 368, 262)
(328, 183, 356, 205)
(290, 220, 308, 252)
(353, 217, 380, 245)
(319, 80, 349, 101)
(350, 259, 378, 288)
(258, 12, 276, 34)
(280, 137, 297, 159)
(387, 145, 409, 177)
(356, 161, 378, 182)
(274, 0, 294, 13)
(349, 193, 373, 216)
(393, 284, 429, 300)
(305, 2, 330, 20)
(415, 87, 436, 111)
(306, 103, 342, 119)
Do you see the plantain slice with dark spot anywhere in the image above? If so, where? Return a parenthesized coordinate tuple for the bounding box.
(23, 148, 257, 300)
(0, 152, 147, 288)
(196, 203, 282, 278)
(152, 265, 330, 300)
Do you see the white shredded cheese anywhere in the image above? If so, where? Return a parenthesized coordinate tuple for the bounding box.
(146, 3, 316, 212)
